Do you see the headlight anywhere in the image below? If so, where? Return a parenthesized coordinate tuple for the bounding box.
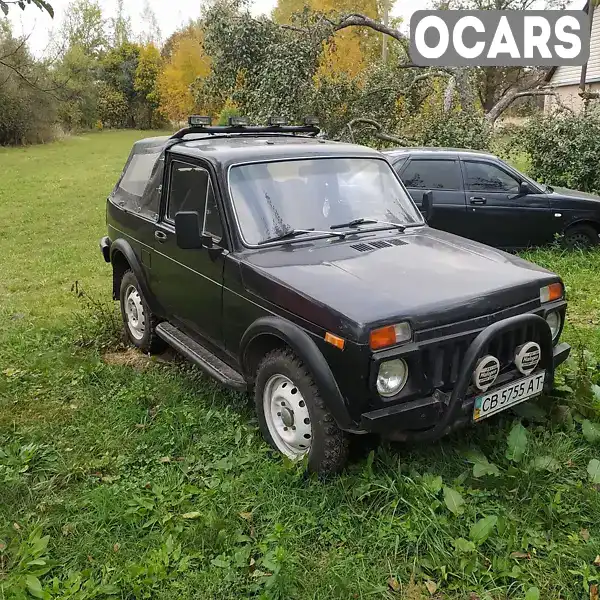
(540, 283, 563, 303)
(546, 311, 561, 341)
(376, 359, 409, 397)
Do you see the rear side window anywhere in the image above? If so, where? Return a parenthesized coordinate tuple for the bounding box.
(119, 153, 160, 197)
(400, 159, 461, 190)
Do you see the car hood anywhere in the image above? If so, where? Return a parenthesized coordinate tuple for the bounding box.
(240, 227, 558, 342)
(550, 186, 600, 202)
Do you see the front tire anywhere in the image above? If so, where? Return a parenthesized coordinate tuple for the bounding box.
(564, 223, 599, 248)
(254, 349, 350, 475)
(119, 270, 164, 353)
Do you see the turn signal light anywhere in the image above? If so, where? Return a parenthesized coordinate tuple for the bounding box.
(325, 332, 345, 350)
(540, 282, 563, 303)
(369, 322, 412, 350)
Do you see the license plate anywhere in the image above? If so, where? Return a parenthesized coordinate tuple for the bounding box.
(473, 371, 545, 422)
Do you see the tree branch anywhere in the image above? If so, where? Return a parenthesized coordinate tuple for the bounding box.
(333, 13, 407, 44)
(485, 87, 558, 124)
(344, 117, 412, 146)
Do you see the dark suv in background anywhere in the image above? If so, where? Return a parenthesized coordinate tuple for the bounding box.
(386, 147, 600, 249)
(100, 118, 570, 474)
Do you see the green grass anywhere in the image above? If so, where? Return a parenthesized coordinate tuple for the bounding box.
(1, 131, 600, 599)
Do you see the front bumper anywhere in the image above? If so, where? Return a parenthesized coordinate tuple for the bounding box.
(100, 236, 111, 262)
(359, 313, 570, 442)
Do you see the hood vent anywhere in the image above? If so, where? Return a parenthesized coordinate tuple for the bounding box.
(350, 238, 406, 252)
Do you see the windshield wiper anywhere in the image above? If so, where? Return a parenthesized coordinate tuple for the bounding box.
(257, 228, 346, 246)
(330, 218, 406, 232)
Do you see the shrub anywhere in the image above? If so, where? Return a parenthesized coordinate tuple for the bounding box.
(412, 109, 491, 150)
(519, 106, 600, 193)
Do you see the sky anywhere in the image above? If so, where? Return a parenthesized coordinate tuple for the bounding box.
(5, 0, 422, 56)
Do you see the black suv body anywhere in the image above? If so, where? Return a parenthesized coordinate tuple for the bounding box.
(100, 121, 570, 473)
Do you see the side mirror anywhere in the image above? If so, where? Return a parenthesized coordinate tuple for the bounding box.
(421, 190, 434, 223)
(175, 211, 203, 249)
(519, 181, 533, 196)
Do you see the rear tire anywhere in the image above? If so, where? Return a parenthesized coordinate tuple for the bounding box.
(119, 271, 165, 354)
(254, 349, 350, 475)
(564, 224, 599, 248)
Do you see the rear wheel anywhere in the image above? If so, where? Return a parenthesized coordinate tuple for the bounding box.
(119, 271, 164, 353)
(254, 349, 350, 474)
(564, 224, 599, 248)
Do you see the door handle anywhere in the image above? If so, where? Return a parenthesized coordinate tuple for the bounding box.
(469, 196, 487, 205)
(154, 230, 167, 243)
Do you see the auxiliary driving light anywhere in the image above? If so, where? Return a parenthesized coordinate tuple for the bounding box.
(229, 116, 249, 126)
(188, 115, 212, 126)
(377, 359, 409, 397)
(268, 116, 288, 126)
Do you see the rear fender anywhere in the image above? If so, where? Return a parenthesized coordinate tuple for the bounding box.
(109, 238, 160, 314)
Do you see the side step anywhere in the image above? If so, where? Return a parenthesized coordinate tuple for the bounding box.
(156, 322, 247, 392)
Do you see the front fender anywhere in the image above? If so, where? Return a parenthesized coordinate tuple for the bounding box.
(240, 317, 358, 431)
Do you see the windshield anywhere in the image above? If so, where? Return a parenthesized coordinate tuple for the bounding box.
(228, 157, 423, 245)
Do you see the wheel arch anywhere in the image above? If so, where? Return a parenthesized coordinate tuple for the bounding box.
(240, 317, 356, 431)
(109, 239, 160, 313)
(563, 218, 600, 236)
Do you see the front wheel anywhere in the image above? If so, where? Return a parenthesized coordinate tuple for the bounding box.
(254, 349, 350, 474)
(564, 224, 599, 248)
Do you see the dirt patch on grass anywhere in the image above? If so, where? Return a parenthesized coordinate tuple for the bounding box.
(102, 347, 176, 369)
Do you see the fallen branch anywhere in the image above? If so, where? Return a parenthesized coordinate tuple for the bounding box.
(344, 118, 412, 146)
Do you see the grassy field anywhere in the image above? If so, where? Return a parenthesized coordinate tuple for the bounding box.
(1, 131, 600, 600)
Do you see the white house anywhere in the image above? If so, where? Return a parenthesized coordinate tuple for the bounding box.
(545, 1, 600, 112)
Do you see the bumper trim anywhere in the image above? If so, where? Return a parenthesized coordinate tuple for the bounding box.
(100, 236, 111, 263)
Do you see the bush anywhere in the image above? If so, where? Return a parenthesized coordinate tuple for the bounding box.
(0, 26, 58, 145)
(519, 106, 600, 193)
(412, 109, 491, 150)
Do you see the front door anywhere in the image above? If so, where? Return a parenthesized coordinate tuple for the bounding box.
(396, 157, 469, 237)
(150, 156, 226, 345)
(461, 159, 553, 249)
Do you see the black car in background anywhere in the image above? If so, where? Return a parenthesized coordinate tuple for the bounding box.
(100, 118, 570, 473)
(385, 148, 600, 249)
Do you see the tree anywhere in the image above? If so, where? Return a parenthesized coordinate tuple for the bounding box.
(135, 42, 162, 127)
(59, 0, 107, 57)
(157, 29, 212, 123)
(0, 0, 53, 18)
(110, 0, 131, 47)
(139, 0, 162, 46)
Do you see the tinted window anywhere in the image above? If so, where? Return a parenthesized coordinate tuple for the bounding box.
(167, 161, 209, 222)
(401, 160, 461, 190)
(464, 161, 520, 192)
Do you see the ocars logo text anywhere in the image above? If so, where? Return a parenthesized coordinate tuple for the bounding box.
(409, 10, 590, 67)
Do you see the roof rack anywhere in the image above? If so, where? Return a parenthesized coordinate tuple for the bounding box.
(169, 115, 321, 140)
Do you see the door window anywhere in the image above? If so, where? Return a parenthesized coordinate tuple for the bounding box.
(166, 159, 224, 242)
(464, 161, 520, 193)
(400, 159, 461, 190)
(166, 160, 209, 222)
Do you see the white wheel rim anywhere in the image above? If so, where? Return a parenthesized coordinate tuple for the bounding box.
(124, 284, 145, 341)
(263, 374, 312, 459)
